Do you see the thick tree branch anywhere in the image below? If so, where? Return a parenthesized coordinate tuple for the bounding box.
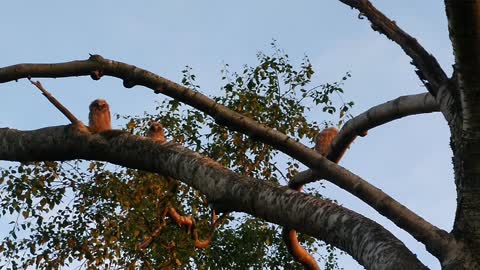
(338, 0, 448, 95)
(444, 0, 480, 259)
(0, 125, 428, 269)
(292, 92, 439, 186)
(0, 56, 452, 260)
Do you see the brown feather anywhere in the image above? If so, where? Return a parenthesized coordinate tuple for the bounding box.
(147, 122, 166, 143)
(88, 99, 111, 132)
(314, 127, 338, 156)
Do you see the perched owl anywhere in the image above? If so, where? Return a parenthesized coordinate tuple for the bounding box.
(314, 127, 339, 156)
(88, 99, 111, 132)
(147, 122, 166, 143)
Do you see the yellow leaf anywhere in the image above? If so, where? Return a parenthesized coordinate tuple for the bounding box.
(127, 120, 136, 130)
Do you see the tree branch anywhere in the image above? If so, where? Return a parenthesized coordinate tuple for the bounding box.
(0, 125, 428, 269)
(292, 92, 439, 186)
(337, 0, 448, 95)
(29, 79, 81, 124)
(0, 56, 452, 260)
(444, 0, 480, 256)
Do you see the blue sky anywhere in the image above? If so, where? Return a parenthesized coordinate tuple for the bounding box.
(0, 1, 454, 269)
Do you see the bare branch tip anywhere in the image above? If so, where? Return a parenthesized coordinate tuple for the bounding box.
(28, 78, 45, 92)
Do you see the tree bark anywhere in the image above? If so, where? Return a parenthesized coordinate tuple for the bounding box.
(444, 0, 480, 267)
(0, 58, 453, 259)
(0, 125, 428, 270)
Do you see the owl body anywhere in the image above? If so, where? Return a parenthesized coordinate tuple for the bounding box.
(314, 127, 339, 156)
(147, 122, 166, 143)
(88, 99, 111, 132)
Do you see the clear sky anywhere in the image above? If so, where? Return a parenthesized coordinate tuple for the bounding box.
(0, 1, 454, 269)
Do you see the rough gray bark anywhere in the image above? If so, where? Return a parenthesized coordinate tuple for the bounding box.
(0, 125, 427, 270)
(443, 0, 480, 267)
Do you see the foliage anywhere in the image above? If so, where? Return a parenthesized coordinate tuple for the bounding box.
(0, 44, 352, 269)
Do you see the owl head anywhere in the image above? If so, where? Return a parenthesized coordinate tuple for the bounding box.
(89, 99, 109, 112)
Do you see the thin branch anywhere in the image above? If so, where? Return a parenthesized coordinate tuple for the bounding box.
(338, 0, 448, 95)
(138, 206, 224, 250)
(292, 92, 439, 187)
(0, 56, 450, 259)
(137, 221, 167, 250)
(28, 78, 81, 124)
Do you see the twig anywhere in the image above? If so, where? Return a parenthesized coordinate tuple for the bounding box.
(28, 78, 80, 124)
(137, 222, 167, 250)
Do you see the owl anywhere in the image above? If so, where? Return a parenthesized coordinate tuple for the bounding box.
(88, 99, 111, 132)
(314, 127, 339, 156)
(147, 121, 166, 143)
